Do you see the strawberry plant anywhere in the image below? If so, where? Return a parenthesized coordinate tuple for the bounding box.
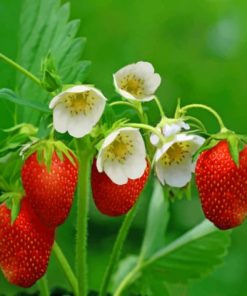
(0, 0, 246, 295)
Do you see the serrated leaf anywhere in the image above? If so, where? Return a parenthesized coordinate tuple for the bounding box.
(0, 88, 50, 113)
(140, 181, 169, 260)
(114, 220, 231, 295)
(16, 0, 90, 124)
(143, 220, 231, 283)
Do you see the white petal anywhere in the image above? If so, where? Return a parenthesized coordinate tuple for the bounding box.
(49, 94, 63, 109)
(96, 150, 104, 173)
(123, 155, 147, 180)
(53, 104, 70, 133)
(101, 130, 120, 149)
(155, 140, 175, 162)
(174, 133, 194, 142)
(155, 161, 166, 185)
(163, 123, 181, 137)
(162, 159, 192, 188)
(89, 93, 106, 124)
(150, 133, 159, 146)
(104, 161, 128, 185)
(67, 114, 94, 138)
(113, 85, 138, 101)
(144, 73, 161, 94)
(135, 61, 155, 75)
(181, 121, 190, 130)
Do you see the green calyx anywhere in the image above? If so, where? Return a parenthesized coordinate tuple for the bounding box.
(0, 191, 23, 224)
(22, 139, 77, 172)
(193, 129, 247, 166)
(41, 52, 62, 93)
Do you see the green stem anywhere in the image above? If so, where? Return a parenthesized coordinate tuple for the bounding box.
(0, 53, 41, 87)
(110, 101, 144, 121)
(53, 241, 78, 295)
(38, 276, 49, 296)
(75, 138, 92, 296)
(125, 122, 166, 144)
(99, 204, 138, 296)
(153, 96, 165, 117)
(179, 104, 226, 131)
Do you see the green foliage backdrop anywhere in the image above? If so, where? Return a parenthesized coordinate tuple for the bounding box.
(0, 0, 247, 295)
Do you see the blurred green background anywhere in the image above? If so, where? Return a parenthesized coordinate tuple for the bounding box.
(0, 0, 247, 295)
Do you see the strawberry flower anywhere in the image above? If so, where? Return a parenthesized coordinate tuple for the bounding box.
(113, 61, 161, 102)
(49, 85, 107, 138)
(150, 119, 190, 146)
(154, 134, 205, 187)
(96, 127, 147, 185)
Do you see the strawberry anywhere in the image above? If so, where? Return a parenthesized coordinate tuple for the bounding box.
(21, 151, 78, 227)
(91, 159, 150, 216)
(0, 198, 55, 287)
(195, 140, 247, 230)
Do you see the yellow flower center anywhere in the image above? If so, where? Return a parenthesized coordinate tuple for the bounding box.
(64, 91, 97, 115)
(161, 142, 191, 166)
(104, 134, 134, 163)
(119, 74, 145, 98)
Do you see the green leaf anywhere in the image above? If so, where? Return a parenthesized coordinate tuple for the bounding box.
(0, 88, 50, 113)
(111, 255, 139, 293)
(113, 219, 231, 295)
(140, 181, 170, 260)
(16, 0, 90, 124)
(143, 220, 231, 283)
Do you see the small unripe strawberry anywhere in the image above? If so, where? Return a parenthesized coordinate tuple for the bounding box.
(22, 151, 78, 227)
(195, 141, 247, 230)
(0, 198, 55, 287)
(91, 159, 150, 216)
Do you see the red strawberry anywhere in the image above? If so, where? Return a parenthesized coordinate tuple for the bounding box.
(91, 159, 150, 216)
(0, 198, 55, 287)
(22, 151, 78, 227)
(195, 140, 247, 230)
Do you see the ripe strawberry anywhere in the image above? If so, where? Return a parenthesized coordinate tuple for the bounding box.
(91, 159, 150, 216)
(22, 151, 78, 227)
(195, 140, 247, 230)
(0, 198, 55, 287)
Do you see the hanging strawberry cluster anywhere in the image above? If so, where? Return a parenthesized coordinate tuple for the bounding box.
(1, 59, 247, 289)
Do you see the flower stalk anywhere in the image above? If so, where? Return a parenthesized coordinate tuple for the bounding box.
(75, 138, 93, 296)
(99, 202, 139, 296)
(0, 53, 42, 88)
(53, 241, 78, 295)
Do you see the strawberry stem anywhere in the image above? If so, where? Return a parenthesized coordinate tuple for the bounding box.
(0, 53, 42, 88)
(153, 96, 165, 117)
(110, 101, 143, 119)
(75, 137, 93, 296)
(99, 203, 139, 296)
(37, 276, 49, 296)
(53, 241, 78, 295)
(178, 104, 226, 130)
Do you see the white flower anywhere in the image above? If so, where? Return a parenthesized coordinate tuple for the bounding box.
(154, 134, 205, 188)
(96, 127, 147, 185)
(49, 85, 106, 138)
(150, 119, 190, 146)
(113, 61, 161, 102)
